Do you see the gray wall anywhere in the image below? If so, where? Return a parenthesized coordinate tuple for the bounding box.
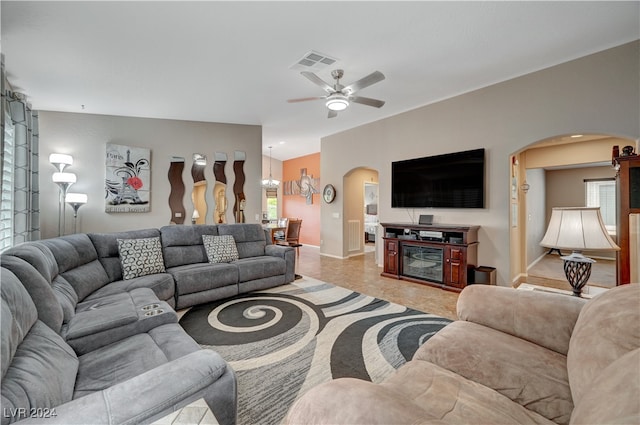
(320, 41, 640, 285)
(545, 166, 617, 218)
(39, 112, 262, 239)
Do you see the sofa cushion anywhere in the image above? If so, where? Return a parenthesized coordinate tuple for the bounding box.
(235, 256, 286, 282)
(1, 268, 79, 424)
(88, 228, 161, 282)
(2, 322, 79, 420)
(117, 236, 166, 280)
(1, 267, 39, 378)
(0, 254, 65, 333)
(416, 320, 573, 425)
(284, 360, 555, 425)
(218, 224, 266, 258)
(160, 225, 219, 268)
(84, 273, 176, 307)
(64, 289, 177, 355)
(569, 348, 640, 425)
(203, 234, 239, 263)
(567, 283, 640, 406)
(73, 323, 203, 399)
(457, 285, 585, 356)
(38, 234, 111, 302)
(3, 242, 59, 283)
(167, 263, 238, 296)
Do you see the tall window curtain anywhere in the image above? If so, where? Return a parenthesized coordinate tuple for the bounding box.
(1, 58, 40, 251)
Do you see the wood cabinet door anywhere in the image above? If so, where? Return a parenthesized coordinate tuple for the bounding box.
(446, 247, 465, 288)
(384, 239, 399, 275)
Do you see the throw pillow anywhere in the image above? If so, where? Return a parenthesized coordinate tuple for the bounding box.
(117, 237, 166, 280)
(203, 234, 239, 263)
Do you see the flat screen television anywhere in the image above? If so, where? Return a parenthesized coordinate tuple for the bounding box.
(391, 148, 485, 208)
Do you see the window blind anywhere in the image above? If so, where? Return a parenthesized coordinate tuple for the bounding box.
(1, 112, 15, 251)
(585, 179, 616, 233)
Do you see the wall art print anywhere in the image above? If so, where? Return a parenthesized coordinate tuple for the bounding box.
(283, 168, 320, 205)
(105, 143, 151, 213)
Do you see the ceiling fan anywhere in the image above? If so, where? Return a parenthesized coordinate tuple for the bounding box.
(287, 69, 386, 118)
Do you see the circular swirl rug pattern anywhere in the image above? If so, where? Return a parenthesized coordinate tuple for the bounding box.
(179, 277, 452, 425)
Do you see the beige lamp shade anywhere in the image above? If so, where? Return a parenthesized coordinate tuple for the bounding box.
(540, 207, 620, 251)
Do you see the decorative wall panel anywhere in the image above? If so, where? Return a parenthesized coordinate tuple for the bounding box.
(233, 151, 246, 223)
(191, 153, 207, 224)
(167, 156, 186, 224)
(213, 152, 228, 223)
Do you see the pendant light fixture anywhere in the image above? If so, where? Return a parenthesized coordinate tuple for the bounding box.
(261, 146, 280, 197)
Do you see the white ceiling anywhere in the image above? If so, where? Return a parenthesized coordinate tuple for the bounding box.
(2, 1, 639, 161)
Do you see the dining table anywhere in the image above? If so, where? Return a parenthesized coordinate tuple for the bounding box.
(262, 224, 286, 244)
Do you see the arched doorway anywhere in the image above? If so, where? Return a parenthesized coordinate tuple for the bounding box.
(342, 167, 379, 259)
(509, 133, 636, 291)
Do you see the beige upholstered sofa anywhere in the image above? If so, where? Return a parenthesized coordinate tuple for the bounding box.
(284, 283, 640, 425)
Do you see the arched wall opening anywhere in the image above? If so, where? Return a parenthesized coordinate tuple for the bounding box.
(509, 133, 637, 287)
(341, 167, 379, 259)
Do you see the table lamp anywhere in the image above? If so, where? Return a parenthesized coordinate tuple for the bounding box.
(540, 207, 620, 296)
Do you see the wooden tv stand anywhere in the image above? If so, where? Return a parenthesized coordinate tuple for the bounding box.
(381, 222, 479, 291)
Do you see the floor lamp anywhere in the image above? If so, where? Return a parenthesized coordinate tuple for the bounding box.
(50, 153, 79, 236)
(540, 207, 620, 297)
(65, 193, 88, 234)
(52, 172, 76, 236)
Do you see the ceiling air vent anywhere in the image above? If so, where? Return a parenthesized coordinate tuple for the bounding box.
(290, 50, 339, 72)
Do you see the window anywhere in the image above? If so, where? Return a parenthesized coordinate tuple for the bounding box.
(267, 197, 278, 220)
(585, 179, 616, 234)
(0, 112, 15, 252)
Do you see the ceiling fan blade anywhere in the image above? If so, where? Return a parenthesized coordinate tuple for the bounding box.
(328, 110, 338, 119)
(301, 71, 334, 94)
(351, 96, 385, 108)
(342, 71, 385, 95)
(287, 96, 326, 103)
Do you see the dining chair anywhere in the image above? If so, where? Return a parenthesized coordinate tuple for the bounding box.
(277, 218, 302, 256)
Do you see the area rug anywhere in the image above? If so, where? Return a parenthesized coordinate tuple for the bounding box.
(179, 276, 452, 425)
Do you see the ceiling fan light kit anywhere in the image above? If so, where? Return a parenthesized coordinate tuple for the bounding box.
(288, 68, 385, 118)
(326, 94, 349, 111)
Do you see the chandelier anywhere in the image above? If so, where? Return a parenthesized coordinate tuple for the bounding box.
(261, 146, 280, 194)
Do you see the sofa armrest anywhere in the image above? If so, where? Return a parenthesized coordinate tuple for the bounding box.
(16, 350, 229, 425)
(265, 244, 296, 283)
(457, 285, 587, 355)
(265, 244, 293, 258)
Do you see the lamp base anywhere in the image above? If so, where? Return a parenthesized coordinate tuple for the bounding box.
(561, 252, 595, 297)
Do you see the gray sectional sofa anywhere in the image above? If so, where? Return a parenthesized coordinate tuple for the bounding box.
(1, 223, 296, 425)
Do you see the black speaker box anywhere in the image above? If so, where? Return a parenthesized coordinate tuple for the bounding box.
(473, 266, 496, 285)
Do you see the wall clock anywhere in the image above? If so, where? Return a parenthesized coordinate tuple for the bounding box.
(322, 184, 336, 203)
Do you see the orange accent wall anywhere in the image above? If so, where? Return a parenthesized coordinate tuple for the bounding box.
(282, 152, 321, 246)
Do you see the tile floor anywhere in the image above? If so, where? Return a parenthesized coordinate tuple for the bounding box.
(165, 244, 607, 424)
(295, 244, 459, 320)
(152, 398, 218, 425)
